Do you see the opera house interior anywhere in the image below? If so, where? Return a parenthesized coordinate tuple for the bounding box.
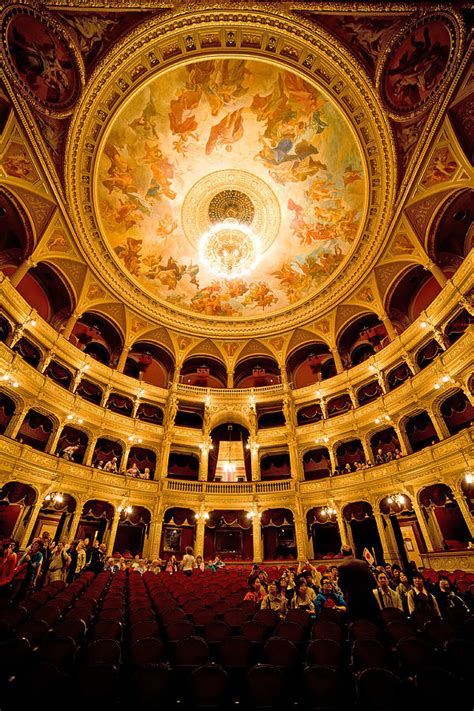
(0, 0, 473, 707)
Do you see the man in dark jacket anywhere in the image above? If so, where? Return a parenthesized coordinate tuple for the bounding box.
(337, 546, 380, 621)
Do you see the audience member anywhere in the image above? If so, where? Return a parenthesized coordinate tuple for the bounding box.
(181, 546, 195, 576)
(14, 539, 43, 599)
(103, 456, 118, 473)
(291, 578, 316, 613)
(373, 571, 403, 610)
(165, 555, 179, 574)
(88, 539, 105, 574)
(261, 580, 288, 617)
(396, 571, 412, 614)
(104, 557, 119, 573)
(244, 576, 266, 602)
(315, 576, 347, 614)
(337, 545, 380, 621)
(195, 555, 205, 572)
(62, 444, 80, 461)
(435, 576, 469, 620)
(46, 541, 70, 583)
(407, 572, 441, 618)
(126, 462, 140, 477)
(0, 542, 17, 590)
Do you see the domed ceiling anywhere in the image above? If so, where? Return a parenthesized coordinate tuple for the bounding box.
(96, 58, 365, 317)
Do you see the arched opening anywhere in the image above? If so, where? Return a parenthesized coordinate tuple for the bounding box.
(76, 378, 102, 405)
(12, 262, 73, 328)
(430, 189, 473, 274)
(416, 338, 443, 370)
(370, 427, 402, 464)
(204, 510, 252, 562)
(92, 438, 124, 471)
(127, 447, 156, 479)
(287, 342, 335, 388)
(338, 314, 389, 367)
(297, 403, 323, 426)
(261, 509, 296, 560)
(257, 403, 285, 429)
(44, 360, 73, 390)
(327, 393, 352, 418)
(405, 411, 438, 452)
(0, 391, 16, 434)
(343, 501, 383, 563)
(380, 494, 425, 572)
(0, 190, 32, 272)
(0, 482, 36, 540)
(137, 402, 164, 425)
(114, 506, 151, 557)
(160, 507, 196, 560)
(357, 379, 382, 406)
(124, 342, 174, 387)
(56, 425, 89, 464)
(0, 314, 12, 342)
(444, 308, 473, 345)
(303, 448, 331, 480)
(386, 361, 411, 391)
(387, 265, 442, 332)
(167, 451, 199, 481)
(208, 423, 251, 482)
(175, 403, 203, 429)
(419, 484, 472, 550)
(180, 357, 227, 388)
(13, 337, 42, 368)
(35, 492, 77, 544)
(260, 450, 291, 480)
(106, 392, 133, 417)
(307, 507, 342, 559)
(77, 499, 115, 544)
(233, 357, 280, 388)
(336, 439, 365, 473)
(440, 389, 474, 435)
(16, 409, 54, 451)
(71, 312, 123, 366)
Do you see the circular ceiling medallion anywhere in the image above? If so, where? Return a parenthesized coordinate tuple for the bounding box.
(1, 4, 84, 117)
(376, 11, 463, 120)
(95, 57, 366, 318)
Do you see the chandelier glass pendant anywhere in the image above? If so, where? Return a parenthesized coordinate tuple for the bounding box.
(199, 218, 262, 280)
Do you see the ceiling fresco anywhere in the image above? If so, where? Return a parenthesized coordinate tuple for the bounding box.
(95, 58, 365, 318)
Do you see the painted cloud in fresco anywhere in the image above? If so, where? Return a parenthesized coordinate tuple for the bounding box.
(96, 58, 365, 317)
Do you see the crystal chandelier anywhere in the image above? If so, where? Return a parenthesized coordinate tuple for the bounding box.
(199, 218, 261, 280)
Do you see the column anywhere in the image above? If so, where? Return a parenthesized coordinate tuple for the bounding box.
(328, 447, 338, 475)
(68, 499, 86, 540)
(83, 437, 97, 467)
(9, 257, 36, 288)
(116, 345, 130, 373)
(39, 350, 55, 374)
(393, 423, 410, 456)
(380, 312, 397, 341)
(6, 410, 28, 440)
(334, 506, 348, 549)
(146, 517, 163, 559)
(320, 399, 328, 419)
(279, 363, 289, 387)
(160, 433, 173, 480)
(288, 436, 303, 481)
(453, 490, 474, 539)
(226, 369, 234, 389)
(426, 260, 448, 288)
(252, 515, 263, 563)
(402, 352, 419, 375)
(330, 346, 344, 374)
(428, 407, 450, 441)
(198, 442, 210, 481)
(195, 518, 206, 558)
(348, 386, 357, 409)
(373, 509, 391, 564)
(100, 385, 112, 408)
(19, 497, 45, 549)
(410, 496, 434, 553)
(47, 422, 65, 456)
(106, 511, 121, 556)
(461, 383, 474, 407)
(62, 311, 82, 340)
(425, 507, 445, 549)
(361, 437, 373, 465)
(294, 512, 308, 561)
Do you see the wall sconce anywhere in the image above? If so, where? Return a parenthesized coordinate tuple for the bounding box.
(433, 374, 453, 390)
(128, 435, 143, 444)
(195, 511, 209, 521)
(118, 503, 133, 514)
(315, 435, 330, 445)
(386, 493, 406, 506)
(44, 492, 64, 504)
(247, 508, 262, 520)
(320, 505, 337, 517)
(374, 413, 392, 425)
(66, 413, 84, 425)
(1, 371, 19, 387)
(464, 472, 474, 485)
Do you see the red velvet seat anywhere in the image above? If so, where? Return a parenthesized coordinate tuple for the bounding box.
(130, 619, 160, 642)
(311, 621, 343, 643)
(190, 663, 231, 709)
(84, 639, 121, 665)
(396, 637, 438, 675)
(90, 619, 122, 642)
(351, 639, 392, 672)
(275, 621, 306, 645)
(303, 665, 346, 709)
(246, 664, 287, 709)
(166, 620, 195, 641)
(356, 667, 403, 709)
(263, 636, 299, 668)
(129, 637, 166, 665)
(348, 619, 380, 641)
(306, 638, 343, 668)
(52, 618, 87, 644)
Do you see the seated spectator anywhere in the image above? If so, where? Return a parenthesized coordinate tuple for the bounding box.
(126, 462, 140, 477)
(385, 450, 393, 462)
(315, 576, 347, 614)
(291, 578, 316, 613)
(62, 444, 80, 461)
(103, 456, 118, 473)
(118, 556, 127, 571)
(396, 571, 412, 614)
(94, 459, 104, 469)
(195, 555, 205, 572)
(407, 573, 441, 618)
(165, 555, 179, 574)
(135, 559, 146, 575)
(244, 576, 266, 603)
(435, 576, 469, 619)
(212, 554, 225, 569)
(298, 560, 322, 591)
(104, 557, 118, 572)
(375, 449, 385, 466)
(344, 463, 352, 474)
(280, 568, 296, 602)
(373, 571, 403, 610)
(391, 565, 401, 588)
(394, 448, 402, 459)
(329, 565, 343, 596)
(261, 580, 288, 618)
(131, 555, 141, 570)
(142, 467, 151, 479)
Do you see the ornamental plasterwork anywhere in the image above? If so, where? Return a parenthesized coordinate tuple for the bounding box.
(67, 6, 395, 339)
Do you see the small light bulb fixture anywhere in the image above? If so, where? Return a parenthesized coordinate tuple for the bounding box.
(465, 472, 474, 485)
(420, 321, 428, 329)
